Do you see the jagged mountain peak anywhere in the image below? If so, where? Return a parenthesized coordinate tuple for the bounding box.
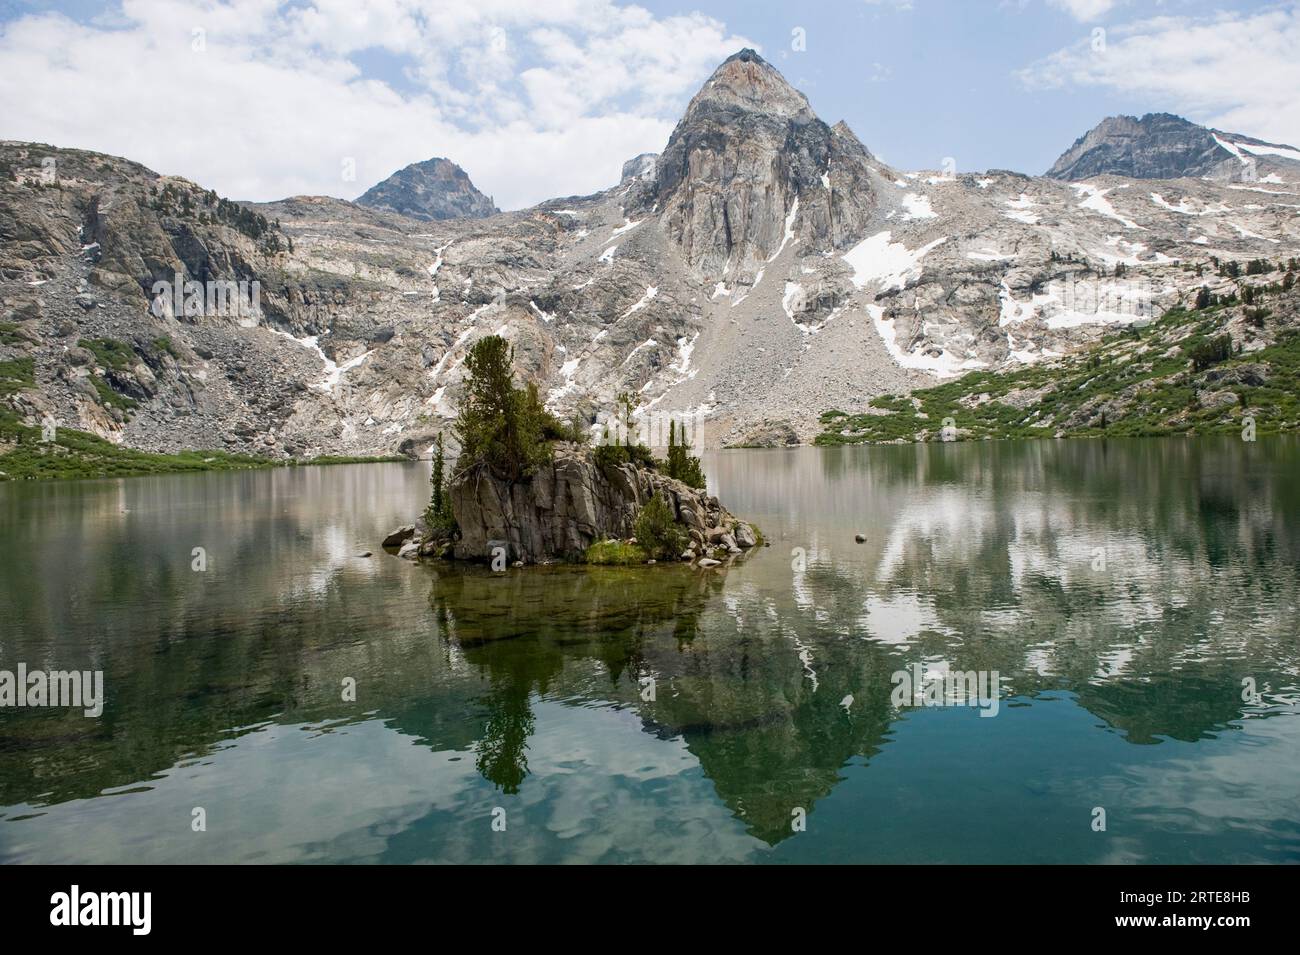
(686, 47, 813, 120)
(724, 47, 763, 64)
(356, 157, 498, 221)
(1047, 112, 1300, 182)
(648, 50, 878, 279)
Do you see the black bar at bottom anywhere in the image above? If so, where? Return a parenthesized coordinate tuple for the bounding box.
(0, 864, 1287, 940)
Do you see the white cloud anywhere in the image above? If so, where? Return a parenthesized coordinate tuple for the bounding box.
(0, 0, 753, 209)
(1019, 6, 1300, 148)
(1046, 0, 1118, 22)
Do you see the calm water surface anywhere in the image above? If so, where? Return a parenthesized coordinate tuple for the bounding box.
(1, 439, 1298, 863)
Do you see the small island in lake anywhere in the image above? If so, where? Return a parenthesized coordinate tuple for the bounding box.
(383, 334, 760, 567)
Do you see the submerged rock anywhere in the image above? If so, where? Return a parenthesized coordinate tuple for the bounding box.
(382, 524, 416, 548)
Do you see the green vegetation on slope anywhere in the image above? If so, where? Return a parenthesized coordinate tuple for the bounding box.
(818, 286, 1300, 445)
(0, 402, 402, 481)
(78, 337, 137, 371)
(149, 181, 286, 253)
(0, 357, 35, 396)
(0, 322, 33, 347)
(0, 416, 268, 480)
(0, 433, 405, 482)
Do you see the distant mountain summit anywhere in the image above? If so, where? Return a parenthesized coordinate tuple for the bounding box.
(620, 153, 657, 183)
(641, 47, 881, 279)
(1047, 112, 1300, 182)
(356, 157, 498, 221)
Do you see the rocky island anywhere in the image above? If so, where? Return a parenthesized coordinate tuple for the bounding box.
(383, 334, 758, 567)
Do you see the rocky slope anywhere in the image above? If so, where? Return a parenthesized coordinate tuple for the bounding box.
(1047, 113, 1300, 183)
(355, 157, 498, 221)
(4, 51, 1300, 466)
(818, 266, 1300, 443)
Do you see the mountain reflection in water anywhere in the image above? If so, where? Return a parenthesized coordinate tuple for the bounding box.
(1, 439, 1297, 863)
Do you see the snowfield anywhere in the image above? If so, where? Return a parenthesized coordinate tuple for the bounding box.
(843, 231, 949, 292)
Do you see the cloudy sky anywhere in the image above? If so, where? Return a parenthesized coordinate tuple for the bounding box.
(1, 0, 1296, 209)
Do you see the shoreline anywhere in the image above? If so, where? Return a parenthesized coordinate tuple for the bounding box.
(0, 427, 408, 482)
(11, 431, 1298, 484)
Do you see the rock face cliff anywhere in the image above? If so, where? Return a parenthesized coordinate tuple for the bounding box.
(1046, 113, 1300, 182)
(356, 157, 498, 221)
(642, 48, 880, 280)
(446, 444, 755, 564)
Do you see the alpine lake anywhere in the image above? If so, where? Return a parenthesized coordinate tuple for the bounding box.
(1, 437, 1297, 863)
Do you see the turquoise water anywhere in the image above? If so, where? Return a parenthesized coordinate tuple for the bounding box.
(1, 438, 1298, 863)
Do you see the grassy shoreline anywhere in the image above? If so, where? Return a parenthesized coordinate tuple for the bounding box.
(0, 417, 407, 482)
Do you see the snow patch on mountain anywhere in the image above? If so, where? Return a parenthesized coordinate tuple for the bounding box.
(673, 333, 700, 378)
(1072, 183, 1142, 230)
(621, 286, 658, 318)
(999, 277, 1158, 332)
(610, 218, 644, 239)
(547, 356, 583, 408)
(843, 231, 948, 292)
(272, 329, 372, 394)
(899, 193, 937, 220)
(782, 281, 806, 321)
(868, 304, 985, 377)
